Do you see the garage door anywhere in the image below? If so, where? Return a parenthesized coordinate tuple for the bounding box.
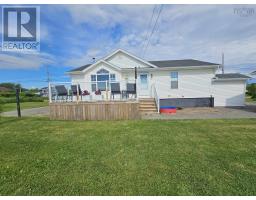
(212, 80, 246, 106)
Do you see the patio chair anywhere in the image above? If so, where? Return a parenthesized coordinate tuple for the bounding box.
(126, 83, 136, 98)
(110, 83, 121, 99)
(55, 85, 69, 101)
(71, 84, 82, 101)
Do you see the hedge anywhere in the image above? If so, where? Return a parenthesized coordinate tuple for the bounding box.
(0, 96, 44, 104)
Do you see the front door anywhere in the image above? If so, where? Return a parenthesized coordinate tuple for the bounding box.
(139, 73, 150, 97)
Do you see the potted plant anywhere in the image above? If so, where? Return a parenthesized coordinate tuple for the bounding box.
(82, 90, 91, 101)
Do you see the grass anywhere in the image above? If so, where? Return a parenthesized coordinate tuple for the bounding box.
(0, 117, 256, 195)
(1, 101, 48, 112)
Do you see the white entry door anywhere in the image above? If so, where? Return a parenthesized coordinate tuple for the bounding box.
(139, 73, 150, 97)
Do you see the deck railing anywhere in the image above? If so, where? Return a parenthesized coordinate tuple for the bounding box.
(151, 83, 160, 113)
(49, 80, 137, 103)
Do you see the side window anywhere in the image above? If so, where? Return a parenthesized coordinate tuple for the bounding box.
(170, 72, 178, 89)
(91, 75, 96, 82)
(110, 74, 116, 82)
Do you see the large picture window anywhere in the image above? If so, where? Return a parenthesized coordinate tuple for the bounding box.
(91, 68, 116, 91)
(170, 72, 178, 89)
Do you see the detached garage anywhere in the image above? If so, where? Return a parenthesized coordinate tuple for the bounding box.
(212, 73, 250, 106)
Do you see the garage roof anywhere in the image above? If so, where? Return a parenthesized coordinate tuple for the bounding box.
(215, 73, 250, 79)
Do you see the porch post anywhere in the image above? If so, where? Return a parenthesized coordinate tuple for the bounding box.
(106, 81, 109, 100)
(76, 84, 79, 103)
(135, 67, 137, 99)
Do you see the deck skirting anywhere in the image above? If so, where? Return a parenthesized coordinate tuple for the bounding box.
(49, 101, 140, 120)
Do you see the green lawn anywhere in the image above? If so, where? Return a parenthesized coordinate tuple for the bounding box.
(0, 117, 256, 195)
(1, 101, 48, 112)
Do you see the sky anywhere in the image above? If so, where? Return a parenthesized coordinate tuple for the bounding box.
(0, 4, 256, 88)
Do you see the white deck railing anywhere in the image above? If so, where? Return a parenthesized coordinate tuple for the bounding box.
(48, 80, 137, 103)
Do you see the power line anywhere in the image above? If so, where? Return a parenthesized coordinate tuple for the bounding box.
(142, 5, 164, 58)
(141, 5, 157, 56)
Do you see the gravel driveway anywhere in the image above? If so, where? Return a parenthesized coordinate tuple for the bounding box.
(142, 105, 256, 120)
(1, 106, 49, 117)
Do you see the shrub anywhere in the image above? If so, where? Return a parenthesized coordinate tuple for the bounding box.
(247, 83, 256, 99)
(0, 91, 16, 97)
(0, 96, 44, 104)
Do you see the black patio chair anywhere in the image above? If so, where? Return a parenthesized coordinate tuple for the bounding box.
(55, 85, 69, 101)
(110, 83, 121, 99)
(126, 83, 136, 98)
(71, 84, 82, 101)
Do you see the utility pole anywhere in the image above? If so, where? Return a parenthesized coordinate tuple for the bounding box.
(46, 65, 50, 84)
(222, 53, 224, 74)
(46, 65, 52, 103)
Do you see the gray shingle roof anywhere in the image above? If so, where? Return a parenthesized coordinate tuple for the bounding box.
(69, 64, 91, 72)
(148, 59, 219, 68)
(68, 59, 220, 72)
(215, 73, 250, 79)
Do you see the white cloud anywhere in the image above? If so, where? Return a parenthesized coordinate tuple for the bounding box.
(57, 5, 256, 74)
(0, 52, 55, 69)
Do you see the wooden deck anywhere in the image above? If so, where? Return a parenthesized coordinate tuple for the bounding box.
(49, 101, 140, 120)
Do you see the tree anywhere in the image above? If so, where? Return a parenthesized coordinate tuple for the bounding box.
(0, 83, 21, 91)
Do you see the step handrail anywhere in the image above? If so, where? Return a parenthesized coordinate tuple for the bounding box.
(151, 83, 160, 113)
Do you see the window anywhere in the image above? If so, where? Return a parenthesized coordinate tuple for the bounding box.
(110, 74, 116, 82)
(91, 75, 96, 82)
(170, 72, 178, 89)
(90, 68, 116, 91)
(91, 83, 96, 92)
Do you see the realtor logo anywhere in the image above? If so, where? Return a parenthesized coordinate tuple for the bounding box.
(2, 6, 40, 52)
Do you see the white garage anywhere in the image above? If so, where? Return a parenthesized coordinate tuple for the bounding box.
(212, 74, 249, 107)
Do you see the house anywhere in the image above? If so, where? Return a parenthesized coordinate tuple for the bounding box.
(66, 49, 250, 108)
(0, 86, 11, 92)
(39, 87, 49, 97)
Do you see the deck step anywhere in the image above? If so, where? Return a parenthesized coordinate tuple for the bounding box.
(139, 98, 157, 114)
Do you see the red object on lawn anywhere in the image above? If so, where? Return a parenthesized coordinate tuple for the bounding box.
(160, 108, 177, 114)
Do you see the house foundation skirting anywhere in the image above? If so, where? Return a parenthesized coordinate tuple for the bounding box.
(160, 97, 214, 108)
(49, 101, 140, 120)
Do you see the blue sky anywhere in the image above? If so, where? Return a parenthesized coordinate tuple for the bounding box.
(0, 4, 256, 88)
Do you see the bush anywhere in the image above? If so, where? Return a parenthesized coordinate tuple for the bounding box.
(0, 91, 16, 97)
(247, 83, 256, 99)
(24, 92, 38, 97)
(0, 96, 44, 104)
(0, 103, 3, 114)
